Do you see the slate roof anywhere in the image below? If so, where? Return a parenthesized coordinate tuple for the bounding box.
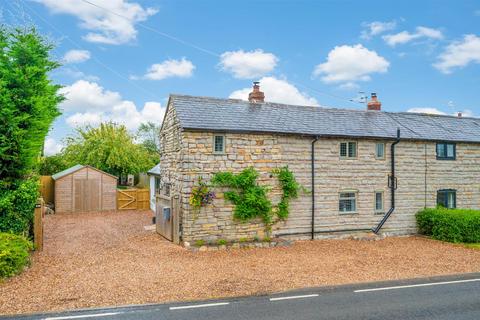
(52, 164, 85, 180)
(147, 163, 161, 176)
(169, 95, 480, 143)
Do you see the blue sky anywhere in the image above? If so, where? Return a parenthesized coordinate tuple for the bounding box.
(1, 0, 479, 154)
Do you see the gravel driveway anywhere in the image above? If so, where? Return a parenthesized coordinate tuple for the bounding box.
(1, 210, 479, 315)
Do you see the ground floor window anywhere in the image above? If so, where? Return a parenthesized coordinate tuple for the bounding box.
(154, 177, 161, 195)
(437, 189, 456, 209)
(374, 191, 384, 213)
(339, 192, 357, 213)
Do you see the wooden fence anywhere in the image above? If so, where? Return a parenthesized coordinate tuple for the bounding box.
(40, 176, 54, 205)
(117, 188, 150, 210)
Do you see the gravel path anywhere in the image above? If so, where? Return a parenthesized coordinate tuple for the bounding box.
(1, 210, 479, 315)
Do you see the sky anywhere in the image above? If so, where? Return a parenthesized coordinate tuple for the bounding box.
(1, 0, 479, 155)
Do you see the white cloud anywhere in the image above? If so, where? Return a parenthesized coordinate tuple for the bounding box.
(407, 107, 475, 117)
(59, 80, 122, 112)
(140, 58, 195, 80)
(60, 68, 100, 82)
(62, 49, 90, 64)
(35, 0, 157, 45)
(44, 137, 63, 155)
(383, 26, 443, 46)
(407, 107, 446, 115)
(313, 44, 389, 84)
(229, 76, 318, 106)
(66, 112, 104, 127)
(219, 49, 278, 79)
(361, 21, 396, 39)
(433, 34, 480, 74)
(62, 80, 165, 130)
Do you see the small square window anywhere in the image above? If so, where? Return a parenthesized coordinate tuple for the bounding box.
(375, 143, 385, 159)
(375, 191, 384, 213)
(340, 142, 357, 158)
(436, 142, 456, 160)
(339, 192, 357, 213)
(437, 189, 456, 209)
(213, 135, 225, 153)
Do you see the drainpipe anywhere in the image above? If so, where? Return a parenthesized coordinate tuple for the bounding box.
(311, 136, 319, 240)
(372, 128, 401, 234)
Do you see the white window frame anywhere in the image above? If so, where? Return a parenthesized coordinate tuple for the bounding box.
(339, 141, 357, 159)
(213, 135, 225, 154)
(375, 142, 385, 160)
(374, 191, 384, 214)
(339, 191, 358, 214)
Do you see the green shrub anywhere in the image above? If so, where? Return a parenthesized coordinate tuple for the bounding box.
(0, 232, 33, 279)
(194, 239, 205, 247)
(0, 179, 39, 236)
(217, 239, 227, 246)
(416, 208, 480, 243)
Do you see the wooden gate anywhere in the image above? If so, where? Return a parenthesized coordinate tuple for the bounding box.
(117, 189, 150, 210)
(155, 194, 180, 242)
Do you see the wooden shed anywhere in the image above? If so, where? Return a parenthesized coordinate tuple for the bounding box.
(52, 165, 118, 213)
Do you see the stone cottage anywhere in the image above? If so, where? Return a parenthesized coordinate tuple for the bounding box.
(157, 83, 480, 244)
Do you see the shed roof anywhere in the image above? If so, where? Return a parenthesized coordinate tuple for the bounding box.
(52, 165, 118, 180)
(169, 94, 480, 143)
(147, 163, 161, 176)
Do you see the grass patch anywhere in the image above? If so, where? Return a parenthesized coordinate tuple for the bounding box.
(464, 243, 480, 250)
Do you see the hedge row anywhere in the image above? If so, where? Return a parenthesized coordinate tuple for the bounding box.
(0, 178, 39, 236)
(416, 208, 480, 243)
(0, 232, 33, 279)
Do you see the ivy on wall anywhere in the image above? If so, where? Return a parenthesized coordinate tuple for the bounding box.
(211, 166, 305, 227)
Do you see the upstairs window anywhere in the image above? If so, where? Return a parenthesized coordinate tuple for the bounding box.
(340, 142, 357, 158)
(437, 189, 456, 209)
(213, 135, 225, 153)
(436, 142, 456, 160)
(339, 192, 357, 213)
(375, 143, 385, 159)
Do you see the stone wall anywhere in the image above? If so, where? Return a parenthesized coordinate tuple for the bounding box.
(160, 108, 480, 243)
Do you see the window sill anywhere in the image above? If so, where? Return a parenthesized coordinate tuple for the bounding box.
(374, 211, 385, 215)
(339, 212, 358, 215)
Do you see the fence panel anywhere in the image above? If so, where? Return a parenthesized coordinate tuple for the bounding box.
(40, 176, 54, 204)
(117, 188, 150, 210)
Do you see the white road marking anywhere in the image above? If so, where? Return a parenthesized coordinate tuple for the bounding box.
(270, 294, 319, 301)
(355, 278, 480, 293)
(44, 312, 121, 320)
(169, 302, 230, 310)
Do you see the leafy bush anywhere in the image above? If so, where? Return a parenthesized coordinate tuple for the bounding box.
(416, 208, 480, 243)
(0, 232, 33, 279)
(0, 179, 39, 236)
(217, 239, 227, 246)
(38, 154, 69, 175)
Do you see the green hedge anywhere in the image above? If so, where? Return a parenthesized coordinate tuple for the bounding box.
(416, 208, 480, 243)
(0, 179, 39, 236)
(0, 232, 33, 279)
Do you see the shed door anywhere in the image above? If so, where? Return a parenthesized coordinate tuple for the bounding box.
(73, 179, 101, 212)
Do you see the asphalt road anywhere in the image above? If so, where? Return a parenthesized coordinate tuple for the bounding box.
(4, 273, 480, 320)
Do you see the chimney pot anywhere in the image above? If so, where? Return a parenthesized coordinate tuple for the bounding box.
(457, 112, 462, 118)
(248, 81, 265, 103)
(367, 92, 381, 111)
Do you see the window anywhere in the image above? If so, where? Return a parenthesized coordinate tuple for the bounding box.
(340, 142, 357, 158)
(436, 142, 456, 160)
(375, 191, 384, 213)
(437, 189, 456, 209)
(339, 192, 357, 213)
(375, 143, 385, 159)
(154, 177, 161, 195)
(213, 135, 225, 153)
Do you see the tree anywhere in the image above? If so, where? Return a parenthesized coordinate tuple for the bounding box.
(0, 27, 63, 186)
(38, 154, 69, 175)
(136, 121, 161, 155)
(63, 122, 158, 177)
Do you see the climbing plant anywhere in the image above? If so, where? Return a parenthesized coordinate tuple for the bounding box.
(211, 166, 305, 227)
(272, 166, 303, 220)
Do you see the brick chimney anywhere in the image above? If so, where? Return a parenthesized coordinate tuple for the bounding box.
(457, 112, 462, 118)
(248, 81, 265, 103)
(367, 93, 381, 111)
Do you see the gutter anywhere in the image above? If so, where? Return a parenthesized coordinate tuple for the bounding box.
(372, 128, 401, 234)
(311, 136, 319, 240)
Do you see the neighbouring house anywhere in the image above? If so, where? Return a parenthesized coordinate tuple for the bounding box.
(157, 82, 480, 244)
(147, 163, 161, 212)
(52, 165, 117, 213)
